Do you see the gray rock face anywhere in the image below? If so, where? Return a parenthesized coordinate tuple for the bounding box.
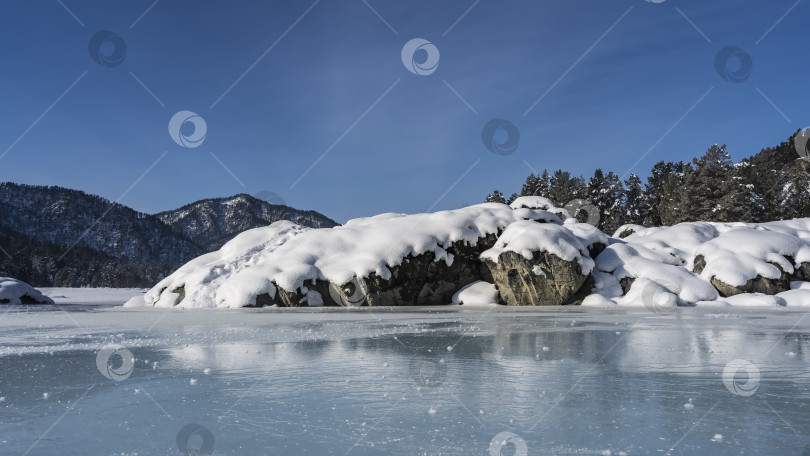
(785, 256, 810, 282)
(483, 250, 589, 306)
(266, 234, 499, 307)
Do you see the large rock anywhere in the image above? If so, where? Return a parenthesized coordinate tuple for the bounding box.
(787, 257, 810, 282)
(351, 236, 497, 306)
(693, 254, 791, 297)
(139, 204, 569, 308)
(480, 221, 594, 306)
(273, 234, 499, 307)
(693, 254, 810, 297)
(691, 226, 810, 297)
(0, 278, 54, 305)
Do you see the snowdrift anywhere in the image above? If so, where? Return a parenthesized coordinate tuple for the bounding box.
(129, 197, 810, 308)
(0, 278, 54, 305)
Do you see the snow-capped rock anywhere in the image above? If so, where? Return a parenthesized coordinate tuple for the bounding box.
(138, 204, 564, 308)
(0, 278, 54, 305)
(480, 221, 594, 306)
(132, 196, 810, 309)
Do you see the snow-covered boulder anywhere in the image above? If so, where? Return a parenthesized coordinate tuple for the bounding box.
(561, 218, 609, 259)
(612, 224, 645, 239)
(480, 221, 594, 306)
(590, 242, 719, 306)
(138, 204, 564, 308)
(510, 196, 570, 221)
(132, 193, 810, 309)
(0, 278, 54, 305)
(593, 219, 810, 306)
(693, 227, 810, 297)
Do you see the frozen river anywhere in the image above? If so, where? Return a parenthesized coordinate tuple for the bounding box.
(1, 297, 809, 455)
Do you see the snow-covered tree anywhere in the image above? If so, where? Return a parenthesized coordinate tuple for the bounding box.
(547, 170, 586, 207)
(520, 170, 550, 197)
(623, 174, 648, 226)
(587, 169, 624, 233)
(485, 190, 506, 204)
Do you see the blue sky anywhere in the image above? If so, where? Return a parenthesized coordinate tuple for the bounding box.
(0, 0, 806, 223)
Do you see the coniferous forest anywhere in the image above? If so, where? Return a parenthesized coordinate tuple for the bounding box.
(486, 131, 810, 235)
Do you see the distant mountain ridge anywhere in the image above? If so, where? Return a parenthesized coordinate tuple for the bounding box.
(0, 183, 205, 265)
(156, 193, 338, 251)
(0, 183, 338, 287)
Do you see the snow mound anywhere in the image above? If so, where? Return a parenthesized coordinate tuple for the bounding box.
(694, 227, 810, 287)
(592, 243, 718, 304)
(451, 281, 499, 306)
(593, 219, 810, 307)
(778, 289, 810, 306)
(510, 196, 557, 211)
(718, 293, 785, 307)
(0, 278, 54, 305)
(510, 196, 570, 220)
(562, 218, 609, 253)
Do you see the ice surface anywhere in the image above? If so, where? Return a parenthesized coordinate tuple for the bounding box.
(2, 301, 810, 455)
(40, 287, 146, 305)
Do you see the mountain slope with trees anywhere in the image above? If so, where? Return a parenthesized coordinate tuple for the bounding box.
(0, 184, 338, 288)
(156, 194, 338, 251)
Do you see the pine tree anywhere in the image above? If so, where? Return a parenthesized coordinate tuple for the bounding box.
(778, 160, 810, 219)
(650, 160, 687, 226)
(485, 190, 506, 204)
(587, 169, 625, 233)
(547, 170, 586, 207)
(623, 174, 648, 226)
(484, 132, 809, 227)
(520, 174, 538, 197)
(520, 171, 550, 197)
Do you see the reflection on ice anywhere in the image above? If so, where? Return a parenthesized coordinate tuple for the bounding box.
(0, 306, 809, 454)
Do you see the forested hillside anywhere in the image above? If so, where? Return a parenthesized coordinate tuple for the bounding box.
(486, 131, 810, 234)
